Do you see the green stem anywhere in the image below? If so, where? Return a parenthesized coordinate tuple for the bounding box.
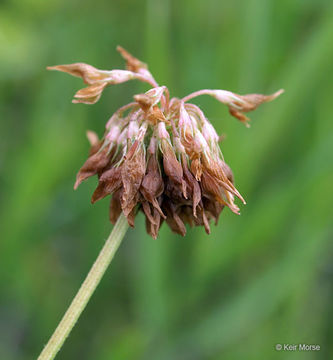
(37, 214, 129, 360)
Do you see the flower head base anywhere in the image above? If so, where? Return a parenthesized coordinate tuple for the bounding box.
(48, 47, 283, 238)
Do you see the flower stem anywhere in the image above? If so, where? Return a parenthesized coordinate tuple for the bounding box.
(37, 214, 129, 360)
(181, 89, 213, 102)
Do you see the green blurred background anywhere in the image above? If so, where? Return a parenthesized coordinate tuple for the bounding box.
(1, 0, 333, 359)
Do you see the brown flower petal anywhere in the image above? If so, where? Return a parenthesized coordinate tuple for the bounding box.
(181, 154, 201, 217)
(140, 155, 166, 218)
(47, 63, 109, 85)
(74, 147, 110, 190)
(163, 200, 186, 236)
(109, 189, 122, 224)
(91, 166, 122, 203)
(202, 157, 245, 204)
(121, 145, 146, 216)
(116, 46, 148, 73)
(145, 204, 162, 240)
(202, 197, 224, 225)
(201, 171, 240, 214)
(72, 83, 107, 104)
(179, 206, 195, 227)
(190, 157, 203, 181)
(161, 139, 187, 198)
(142, 201, 158, 225)
(220, 161, 234, 183)
(126, 206, 137, 227)
(197, 205, 211, 235)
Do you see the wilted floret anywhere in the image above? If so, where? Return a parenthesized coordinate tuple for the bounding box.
(48, 47, 283, 238)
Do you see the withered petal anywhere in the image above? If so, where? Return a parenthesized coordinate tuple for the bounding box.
(181, 154, 201, 217)
(201, 171, 240, 214)
(74, 147, 110, 190)
(121, 146, 145, 216)
(202, 197, 224, 225)
(47, 63, 109, 85)
(126, 206, 137, 227)
(109, 189, 123, 224)
(161, 140, 187, 198)
(145, 206, 162, 240)
(117, 46, 148, 73)
(163, 200, 187, 236)
(142, 201, 158, 225)
(91, 166, 122, 203)
(140, 155, 166, 218)
(190, 157, 203, 181)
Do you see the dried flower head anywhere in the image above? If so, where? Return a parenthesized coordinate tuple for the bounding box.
(48, 47, 283, 238)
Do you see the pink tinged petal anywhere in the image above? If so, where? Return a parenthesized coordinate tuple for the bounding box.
(102, 69, 136, 84)
(117, 128, 128, 146)
(210, 90, 245, 105)
(157, 121, 170, 140)
(193, 128, 209, 153)
(173, 136, 186, 154)
(106, 125, 121, 143)
(135, 86, 166, 108)
(105, 102, 137, 130)
(146, 86, 166, 104)
(148, 136, 158, 154)
(179, 102, 194, 136)
(105, 113, 120, 130)
(201, 121, 219, 143)
(184, 103, 208, 125)
(127, 121, 140, 139)
(125, 123, 148, 160)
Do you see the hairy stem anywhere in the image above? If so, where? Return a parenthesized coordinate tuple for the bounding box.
(37, 214, 129, 360)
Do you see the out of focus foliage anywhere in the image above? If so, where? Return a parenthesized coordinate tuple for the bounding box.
(1, 0, 333, 359)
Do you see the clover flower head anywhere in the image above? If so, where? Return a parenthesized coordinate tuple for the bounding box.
(47, 47, 283, 238)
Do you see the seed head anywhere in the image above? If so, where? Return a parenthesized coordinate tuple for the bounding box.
(48, 47, 283, 238)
